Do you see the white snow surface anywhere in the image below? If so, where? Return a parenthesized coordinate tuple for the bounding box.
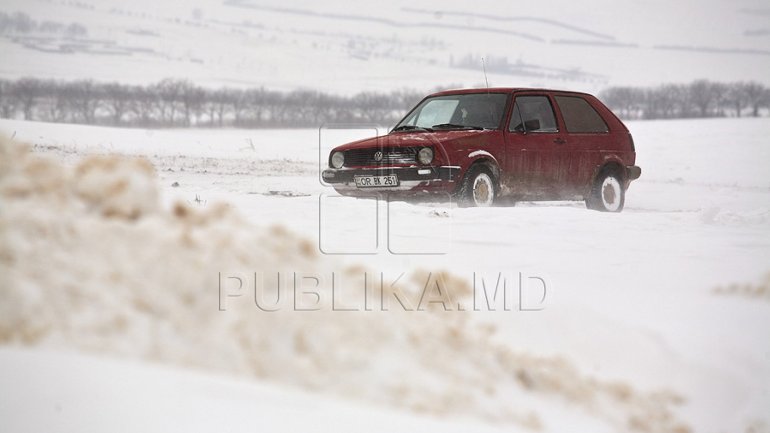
(0, 347, 519, 433)
(1, 117, 770, 432)
(1, 0, 769, 92)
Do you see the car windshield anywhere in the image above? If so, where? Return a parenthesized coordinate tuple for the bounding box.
(395, 93, 508, 131)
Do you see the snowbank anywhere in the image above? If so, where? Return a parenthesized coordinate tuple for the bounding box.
(0, 135, 689, 432)
(0, 347, 517, 433)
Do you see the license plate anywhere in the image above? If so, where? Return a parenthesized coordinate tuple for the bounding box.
(354, 175, 398, 188)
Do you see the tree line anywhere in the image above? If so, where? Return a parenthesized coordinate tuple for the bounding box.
(599, 80, 769, 120)
(0, 11, 88, 37)
(0, 78, 424, 128)
(1, 77, 768, 128)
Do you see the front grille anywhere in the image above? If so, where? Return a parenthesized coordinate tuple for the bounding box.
(343, 147, 419, 167)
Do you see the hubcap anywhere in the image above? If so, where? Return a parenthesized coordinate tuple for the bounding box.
(601, 176, 622, 211)
(473, 174, 494, 206)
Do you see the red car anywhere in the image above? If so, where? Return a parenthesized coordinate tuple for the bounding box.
(322, 88, 641, 212)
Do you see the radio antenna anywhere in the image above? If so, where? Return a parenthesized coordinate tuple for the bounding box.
(481, 56, 490, 93)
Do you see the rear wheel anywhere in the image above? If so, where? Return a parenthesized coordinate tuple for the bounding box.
(586, 168, 625, 212)
(458, 165, 496, 207)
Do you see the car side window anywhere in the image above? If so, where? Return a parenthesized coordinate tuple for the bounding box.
(508, 96, 558, 133)
(554, 95, 609, 133)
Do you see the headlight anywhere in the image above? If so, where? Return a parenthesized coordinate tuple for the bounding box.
(331, 151, 345, 168)
(417, 147, 433, 165)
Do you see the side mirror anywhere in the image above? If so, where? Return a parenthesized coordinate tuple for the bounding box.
(524, 119, 540, 132)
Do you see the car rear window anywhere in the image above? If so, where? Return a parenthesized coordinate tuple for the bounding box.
(555, 96, 609, 133)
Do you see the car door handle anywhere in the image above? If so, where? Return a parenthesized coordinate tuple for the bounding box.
(553, 138, 566, 145)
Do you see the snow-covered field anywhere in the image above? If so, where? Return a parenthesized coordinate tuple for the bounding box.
(2, 0, 769, 92)
(1, 117, 769, 432)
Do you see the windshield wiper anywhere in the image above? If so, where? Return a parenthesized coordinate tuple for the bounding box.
(393, 125, 433, 132)
(431, 123, 483, 130)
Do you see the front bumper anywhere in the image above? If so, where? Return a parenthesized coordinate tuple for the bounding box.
(322, 166, 461, 193)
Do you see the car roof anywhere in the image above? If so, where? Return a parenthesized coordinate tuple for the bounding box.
(427, 87, 595, 98)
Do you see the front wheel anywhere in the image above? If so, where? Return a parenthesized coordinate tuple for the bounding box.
(586, 169, 625, 212)
(458, 166, 496, 207)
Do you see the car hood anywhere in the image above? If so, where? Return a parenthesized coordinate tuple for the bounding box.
(333, 129, 496, 151)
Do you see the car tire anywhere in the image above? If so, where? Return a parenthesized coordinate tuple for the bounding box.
(586, 167, 625, 212)
(458, 165, 496, 207)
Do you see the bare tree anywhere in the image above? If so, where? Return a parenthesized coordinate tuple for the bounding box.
(69, 80, 102, 124)
(132, 87, 160, 126)
(179, 81, 204, 126)
(0, 13, 10, 34)
(103, 82, 133, 125)
(393, 88, 423, 112)
(710, 82, 729, 117)
(743, 82, 766, 117)
(41, 79, 69, 122)
(263, 90, 289, 126)
(0, 79, 15, 119)
(643, 84, 681, 119)
(155, 79, 184, 125)
(352, 91, 394, 123)
(310, 92, 336, 124)
(203, 88, 231, 127)
(687, 80, 718, 118)
(65, 22, 87, 38)
(243, 88, 269, 126)
(599, 87, 644, 119)
(726, 82, 749, 117)
(287, 89, 320, 125)
(764, 88, 770, 115)
(228, 88, 253, 126)
(39, 20, 65, 33)
(12, 77, 44, 120)
(11, 12, 34, 33)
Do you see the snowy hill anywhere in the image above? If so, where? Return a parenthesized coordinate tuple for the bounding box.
(1, 0, 769, 93)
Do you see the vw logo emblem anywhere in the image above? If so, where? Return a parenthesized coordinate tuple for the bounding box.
(373, 151, 383, 162)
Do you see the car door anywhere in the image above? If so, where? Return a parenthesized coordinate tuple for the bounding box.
(552, 94, 612, 196)
(503, 93, 568, 198)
